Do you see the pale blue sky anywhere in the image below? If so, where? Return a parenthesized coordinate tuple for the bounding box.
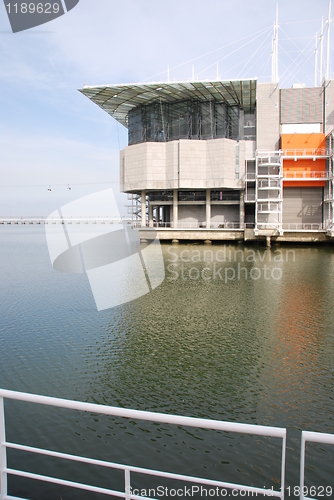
(0, 0, 331, 215)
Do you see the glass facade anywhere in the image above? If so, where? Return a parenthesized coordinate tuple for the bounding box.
(211, 190, 240, 201)
(128, 100, 256, 145)
(148, 191, 173, 202)
(178, 191, 206, 202)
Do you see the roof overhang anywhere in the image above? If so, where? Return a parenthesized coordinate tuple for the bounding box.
(79, 79, 257, 128)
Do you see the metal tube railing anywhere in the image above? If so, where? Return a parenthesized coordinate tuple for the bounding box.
(0, 389, 287, 500)
(282, 148, 332, 157)
(283, 171, 330, 179)
(136, 221, 244, 229)
(300, 431, 334, 500)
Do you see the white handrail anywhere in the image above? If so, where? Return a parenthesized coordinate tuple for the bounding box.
(300, 431, 334, 500)
(0, 389, 286, 500)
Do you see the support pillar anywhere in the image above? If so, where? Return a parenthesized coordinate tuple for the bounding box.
(239, 191, 244, 228)
(149, 204, 153, 228)
(156, 206, 159, 226)
(141, 190, 146, 227)
(173, 189, 178, 228)
(206, 189, 211, 228)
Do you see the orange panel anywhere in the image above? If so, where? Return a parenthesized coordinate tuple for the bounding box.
(281, 133, 326, 150)
(284, 181, 325, 187)
(282, 133, 326, 187)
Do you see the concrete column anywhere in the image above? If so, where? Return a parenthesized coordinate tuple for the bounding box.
(173, 189, 178, 228)
(239, 190, 244, 228)
(149, 204, 153, 228)
(141, 190, 146, 227)
(206, 189, 211, 228)
(156, 206, 159, 226)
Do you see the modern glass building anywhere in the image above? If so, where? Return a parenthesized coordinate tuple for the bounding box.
(80, 79, 334, 243)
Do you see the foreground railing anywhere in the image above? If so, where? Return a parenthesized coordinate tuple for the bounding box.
(300, 431, 334, 500)
(0, 389, 286, 500)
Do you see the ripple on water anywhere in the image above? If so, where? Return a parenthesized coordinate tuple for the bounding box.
(1, 231, 334, 497)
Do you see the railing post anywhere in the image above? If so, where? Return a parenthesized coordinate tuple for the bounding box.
(280, 431, 286, 499)
(125, 469, 131, 500)
(0, 397, 7, 500)
(300, 433, 306, 500)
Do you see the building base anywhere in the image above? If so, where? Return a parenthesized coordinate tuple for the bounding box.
(139, 228, 332, 244)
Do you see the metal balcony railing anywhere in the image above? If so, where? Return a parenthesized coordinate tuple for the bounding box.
(282, 223, 325, 231)
(135, 221, 243, 229)
(244, 193, 256, 202)
(282, 148, 333, 158)
(283, 171, 331, 180)
(0, 389, 286, 500)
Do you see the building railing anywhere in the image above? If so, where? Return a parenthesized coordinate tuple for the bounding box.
(257, 203, 281, 213)
(282, 148, 333, 158)
(282, 223, 325, 231)
(247, 172, 331, 181)
(134, 221, 330, 232)
(122, 178, 244, 190)
(0, 389, 286, 500)
(300, 431, 334, 500)
(244, 193, 256, 202)
(136, 221, 243, 230)
(283, 171, 331, 180)
(256, 151, 282, 163)
(245, 173, 256, 180)
(258, 179, 281, 189)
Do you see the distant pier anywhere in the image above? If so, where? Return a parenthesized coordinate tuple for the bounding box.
(0, 217, 132, 225)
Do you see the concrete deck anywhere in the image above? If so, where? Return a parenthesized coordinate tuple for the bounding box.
(139, 227, 332, 244)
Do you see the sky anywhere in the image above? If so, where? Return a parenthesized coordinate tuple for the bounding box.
(0, 0, 332, 216)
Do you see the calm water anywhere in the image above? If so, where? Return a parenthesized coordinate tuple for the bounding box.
(1, 225, 334, 499)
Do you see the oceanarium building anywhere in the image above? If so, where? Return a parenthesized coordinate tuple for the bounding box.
(80, 79, 334, 243)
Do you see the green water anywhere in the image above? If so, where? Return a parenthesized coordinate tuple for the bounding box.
(1, 226, 334, 499)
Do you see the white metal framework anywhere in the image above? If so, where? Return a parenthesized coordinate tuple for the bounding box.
(0, 389, 286, 500)
(255, 151, 283, 235)
(324, 133, 334, 231)
(300, 430, 334, 500)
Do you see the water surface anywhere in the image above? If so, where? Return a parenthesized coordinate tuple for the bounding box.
(1, 225, 334, 499)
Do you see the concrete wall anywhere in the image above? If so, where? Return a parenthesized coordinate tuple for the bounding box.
(324, 80, 334, 135)
(179, 140, 207, 188)
(211, 205, 239, 224)
(256, 83, 280, 151)
(121, 138, 245, 191)
(245, 141, 256, 160)
(178, 205, 206, 224)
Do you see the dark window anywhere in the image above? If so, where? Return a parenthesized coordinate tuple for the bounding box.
(211, 190, 240, 201)
(178, 191, 206, 202)
(149, 191, 173, 202)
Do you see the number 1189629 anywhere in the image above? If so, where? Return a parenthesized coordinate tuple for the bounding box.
(6, 3, 60, 14)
